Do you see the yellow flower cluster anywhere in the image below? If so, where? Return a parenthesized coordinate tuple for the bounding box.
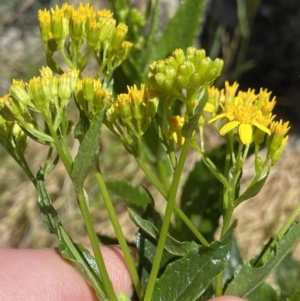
(0, 66, 79, 144)
(38, 3, 132, 62)
(106, 85, 158, 134)
(207, 82, 290, 147)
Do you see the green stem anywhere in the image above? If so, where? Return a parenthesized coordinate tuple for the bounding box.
(95, 165, 142, 299)
(77, 188, 118, 301)
(254, 202, 300, 267)
(143, 139, 191, 301)
(136, 158, 209, 246)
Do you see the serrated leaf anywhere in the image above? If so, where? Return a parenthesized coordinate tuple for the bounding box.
(151, 231, 232, 301)
(106, 180, 151, 210)
(139, 0, 205, 70)
(235, 166, 270, 206)
(71, 111, 104, 192)
(225, 223, 300, 297)
(129, 208, 198, 257)
(136, 229, 177, 291)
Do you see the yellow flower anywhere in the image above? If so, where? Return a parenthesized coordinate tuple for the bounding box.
(208, 101, 271, 145)
(170, 115, 185, 146)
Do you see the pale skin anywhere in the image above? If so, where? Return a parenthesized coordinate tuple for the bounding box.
(0, 247, 247, 301)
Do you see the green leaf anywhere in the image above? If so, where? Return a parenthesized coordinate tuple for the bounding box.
(235, 166, 270, 206)
(57, 226, 106, 301)
(151, 231, 232, 301)
(36, 169, 60, 234)
(135, 226, 177, 292)
(139, 0, 205, 71)
(129, 207, 198, 257)
(225, 223, 300, 297)
(106, 180, 151, 211)
(275, 252, 300, 300)
(134, 202, 178, 291)
(71, 111, 104, 192)
(36, 168, 106, 300)
(247, 282, 278, 301)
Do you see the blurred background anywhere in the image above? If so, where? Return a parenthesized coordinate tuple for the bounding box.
(0, 0, 299, 269)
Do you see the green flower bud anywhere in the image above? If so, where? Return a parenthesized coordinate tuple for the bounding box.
(164, 65, 177, 80)
(165, 57, 178, 71)
(197, 57, 212, 74)
(172, 48, 185, 65)
(154, 73, 167, 89)
(178, 61, 195, 82)
(176, 75, 189, 89)
(163, 79, 175, 92)
(186, 47, 196, 57)
(154, 60, 166, 74)
(269, 134, 283, 152)
(212, 58, 224, 76)
(146, 97, 159, 118)
(188, 72, 205, 88)
(203, 67, 219, 83)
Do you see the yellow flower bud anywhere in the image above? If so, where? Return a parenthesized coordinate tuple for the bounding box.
(70, 11, 85, 42)
(86, 21, 101, 50)
(0, 94, 23, 121)
(38, 9, 51, 43)
(99, 18, 116, 43)
(82, 77, 101, 102)
(118, 94, 132, 123)
(111, 23, 128, 50)
(10, 80, 31, 105)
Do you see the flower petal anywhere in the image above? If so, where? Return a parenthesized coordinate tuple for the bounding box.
(220, 120, 240, 136)
(204, 102, 215, 113)
(207, 113, 228, 124)
(253, 120, 271, 136)
(239, 123, 253, 144)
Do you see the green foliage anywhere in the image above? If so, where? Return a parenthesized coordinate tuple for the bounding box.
(71, 110, 105, 192)
(106, 180, 151, 211)
(177, 146, 226, 242)
(225, 223, 300, 298)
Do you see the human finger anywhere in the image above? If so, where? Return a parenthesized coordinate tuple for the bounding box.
(0, 246, 134, 301)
